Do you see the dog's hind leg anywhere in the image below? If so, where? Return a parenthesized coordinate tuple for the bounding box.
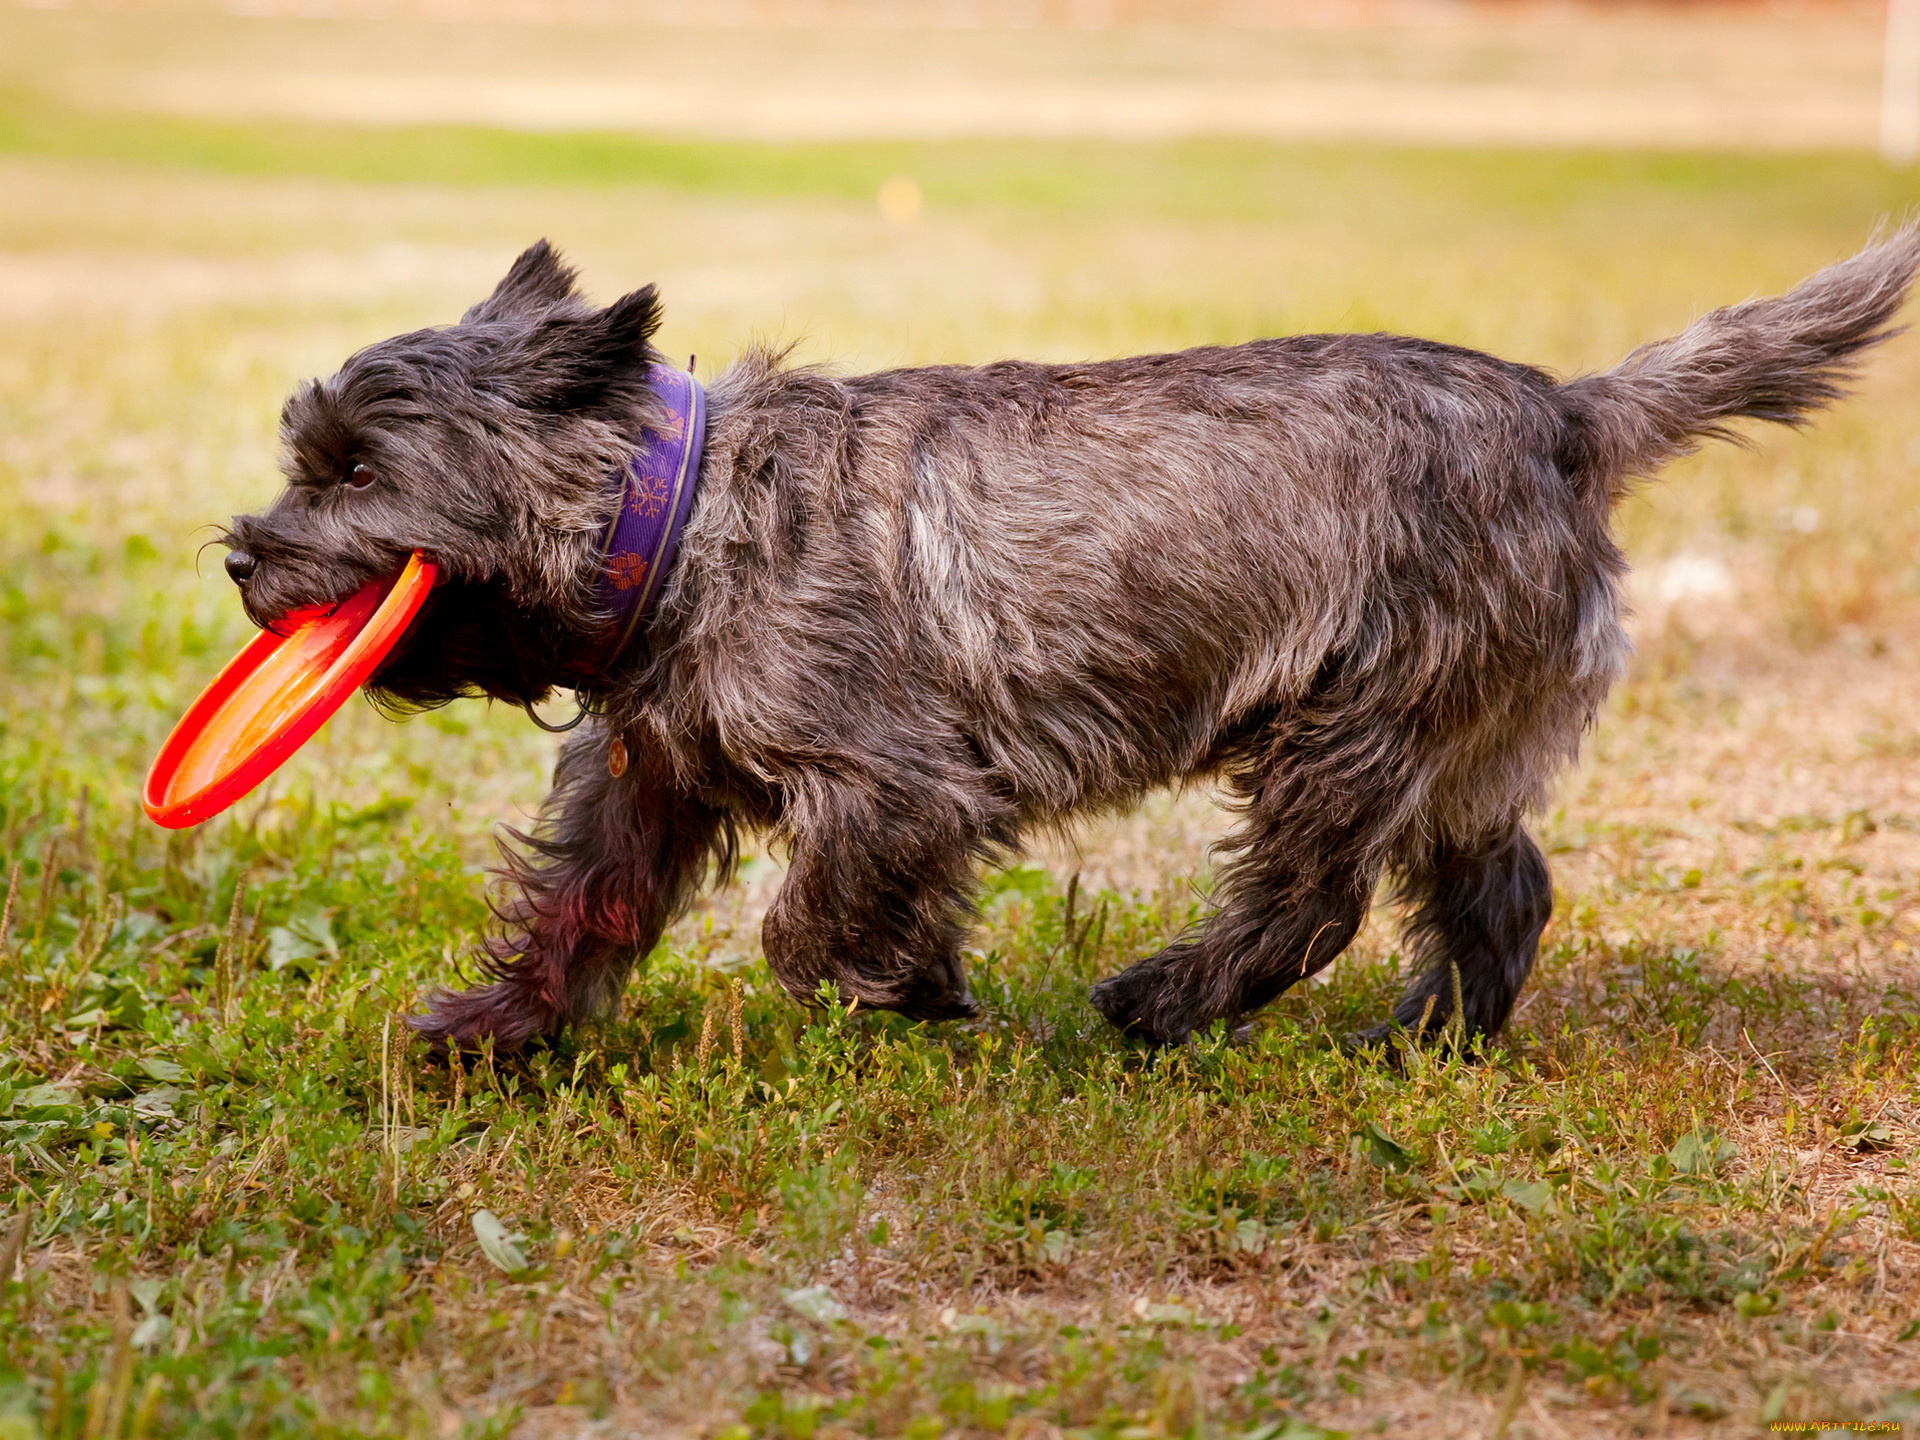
(1089, 798, 1382, 1047)
(1356, 822, 1552, 1050)
(761, 773, 988, 1022)
(412, 721, 729, 1053)
(1092, 690, 1432, 1046)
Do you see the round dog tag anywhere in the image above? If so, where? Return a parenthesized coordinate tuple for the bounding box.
(607, 737, 629, 778)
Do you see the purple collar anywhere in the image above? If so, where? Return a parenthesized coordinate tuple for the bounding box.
(576, 365, 706, 681)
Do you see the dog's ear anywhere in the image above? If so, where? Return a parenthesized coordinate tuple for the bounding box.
(464, 240, 580, 323)
(589, 285, 664, 374)
(481, 285, 664, 415)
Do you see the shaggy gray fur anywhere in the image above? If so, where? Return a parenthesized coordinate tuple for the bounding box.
(219, 230, 1919, 1052)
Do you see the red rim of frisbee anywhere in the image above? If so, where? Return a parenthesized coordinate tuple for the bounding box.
(143, 552, 438, 829)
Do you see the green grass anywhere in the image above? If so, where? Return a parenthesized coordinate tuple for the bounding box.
(3, 785, 1918, 1437)
(0, 87, 1911, 229)
(4, 89, 1920, 1439)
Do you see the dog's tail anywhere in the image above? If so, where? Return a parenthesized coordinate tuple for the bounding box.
(1556, 225, 1920, 505)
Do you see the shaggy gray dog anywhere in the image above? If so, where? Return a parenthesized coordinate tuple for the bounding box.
(221, 230, 1918, 1054)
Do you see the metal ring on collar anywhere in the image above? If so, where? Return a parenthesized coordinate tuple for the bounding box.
(521, 694, 591, 733)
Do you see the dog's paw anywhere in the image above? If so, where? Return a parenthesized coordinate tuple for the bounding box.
(892, 990, 980, 1024)
(409, 982, 557, 1056)
(1089, 959, 1195, 1047)
(1343, 1020, 1396, 1049)
(886, 971, 979, 1024)
(1340, 1021, 1408, 1072)
(868, 954, 981, 1024)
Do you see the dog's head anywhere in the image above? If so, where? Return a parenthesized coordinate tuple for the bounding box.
(223, 241, 664, 708)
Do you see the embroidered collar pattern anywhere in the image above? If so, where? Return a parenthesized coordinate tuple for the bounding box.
(578, 365, 706, 680)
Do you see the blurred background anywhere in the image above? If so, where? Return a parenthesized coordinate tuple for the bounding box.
(3, 0, 1918, 896)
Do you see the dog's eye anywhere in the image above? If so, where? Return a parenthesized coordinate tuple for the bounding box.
(346, 463, 376, 490)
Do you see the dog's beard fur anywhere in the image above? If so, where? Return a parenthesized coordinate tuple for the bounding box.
(361, 583, 587, 713)
(219, 230, 1920, 1056)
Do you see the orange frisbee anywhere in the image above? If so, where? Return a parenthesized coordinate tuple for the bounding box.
(143, 552, 438, 829)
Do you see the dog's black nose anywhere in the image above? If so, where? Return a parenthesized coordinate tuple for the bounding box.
(225, 550, 258, 584)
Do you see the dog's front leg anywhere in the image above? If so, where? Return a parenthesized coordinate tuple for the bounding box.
(412, 721, 727, 1053)
(761, 777, 981, 1022)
